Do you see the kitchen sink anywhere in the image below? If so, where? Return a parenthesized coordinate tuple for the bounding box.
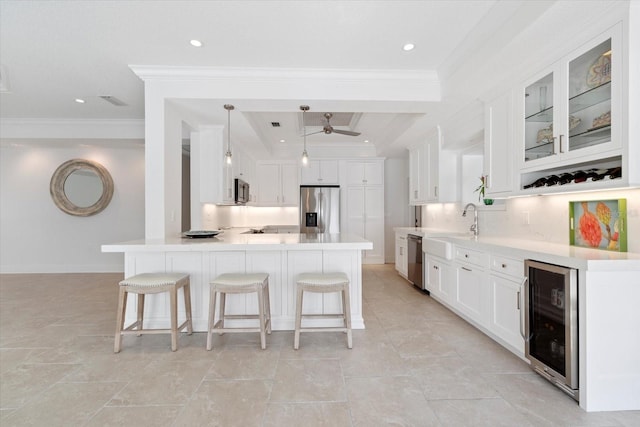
(423, 238, 453, 260)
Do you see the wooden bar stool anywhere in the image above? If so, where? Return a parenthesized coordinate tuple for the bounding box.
(206, 273, 271, 350)
(294, 272, 352, 350)
(114, 272, 192, 353)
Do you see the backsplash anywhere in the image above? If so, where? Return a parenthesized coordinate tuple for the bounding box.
(423, 188, 640, 253)
(202, 205, 298, 229)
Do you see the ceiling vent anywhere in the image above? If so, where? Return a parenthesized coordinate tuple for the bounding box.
(270, 122, 281, 127)
(99, 95, 127, 106)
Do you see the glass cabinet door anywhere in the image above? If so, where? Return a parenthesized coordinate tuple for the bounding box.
(524, 73, 555, 163)
(567, 38, 612, 152)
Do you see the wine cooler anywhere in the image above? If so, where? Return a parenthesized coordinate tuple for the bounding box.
(524, 260, 579, 400)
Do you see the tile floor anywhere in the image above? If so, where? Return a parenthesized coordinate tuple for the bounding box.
(1, 266, 639, 426)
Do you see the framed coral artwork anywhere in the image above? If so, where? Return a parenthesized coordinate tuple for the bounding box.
(569, 199, 627, 252)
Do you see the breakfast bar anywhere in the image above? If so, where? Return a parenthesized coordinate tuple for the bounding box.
(102, 232, 372, 331)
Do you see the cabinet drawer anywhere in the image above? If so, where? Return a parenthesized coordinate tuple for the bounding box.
(455, 246, 489, 268)
(490, 255, 524, 279)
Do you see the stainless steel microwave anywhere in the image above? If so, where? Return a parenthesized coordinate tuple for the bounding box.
(234, 178, 250, 204)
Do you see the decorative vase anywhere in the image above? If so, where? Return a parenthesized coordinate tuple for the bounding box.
(483, 198, 494, 206)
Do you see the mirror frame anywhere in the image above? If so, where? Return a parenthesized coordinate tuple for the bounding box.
(50, 159, 114, 216)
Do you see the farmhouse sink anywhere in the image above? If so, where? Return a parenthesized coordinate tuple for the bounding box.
(423, 238, 453, 260)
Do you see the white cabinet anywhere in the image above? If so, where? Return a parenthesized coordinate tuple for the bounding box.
(395, 232, 408, 278)
(426, 255, 454, 304)
(255, 161, 298, 206)
(454, 245, 490, 328)
(484, 91, 515, 197)
(345, 159, 384, 264)
(517, 24, 626, 192)
(347, 160, 383, 186)
(409, 144, 426, 205)
(488, 254, 525, 355)
(409, 128, 458, 204)
(301, 160, 339, 184)
(197, 126, 236, 204)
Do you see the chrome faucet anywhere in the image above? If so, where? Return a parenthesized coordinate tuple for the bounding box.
(462, 203, 478, 237)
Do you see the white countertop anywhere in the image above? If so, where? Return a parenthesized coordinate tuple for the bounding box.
(412, 228, 640, 271)
(102, 232, 373, 253)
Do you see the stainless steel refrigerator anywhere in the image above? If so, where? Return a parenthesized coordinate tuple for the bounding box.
(300, 185, 340, 234)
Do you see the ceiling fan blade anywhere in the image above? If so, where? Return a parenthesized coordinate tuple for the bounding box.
(304, 130, 324, 136)
(331, 129, 361, 136)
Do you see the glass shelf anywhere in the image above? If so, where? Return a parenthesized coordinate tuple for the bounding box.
(525, 105, 554, 122)
(569, 81, 611, 114)
(569, 125, 611, 150)
(525, 140, 554, 153)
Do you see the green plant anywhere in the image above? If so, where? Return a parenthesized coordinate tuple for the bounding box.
(474, 176, 486, 202)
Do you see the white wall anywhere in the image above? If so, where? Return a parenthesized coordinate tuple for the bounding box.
(0, 141, 145, 273)
(422, 188, 640, 254)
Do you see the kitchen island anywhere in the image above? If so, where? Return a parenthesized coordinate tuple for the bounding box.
(102, 232, 372, 331)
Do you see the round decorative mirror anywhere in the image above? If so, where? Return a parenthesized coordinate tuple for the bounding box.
(50, 159, 114, 216)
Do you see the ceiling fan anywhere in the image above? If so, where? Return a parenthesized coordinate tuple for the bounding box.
(305, 112, 361, 137)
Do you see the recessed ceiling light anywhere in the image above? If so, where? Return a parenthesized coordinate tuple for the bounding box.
(364, 140, 370, 143)
(75, 98, 85, 104)
(402, 43, 415, 51)
(279, 139, 286, 143)
(190, 39, 203, 47)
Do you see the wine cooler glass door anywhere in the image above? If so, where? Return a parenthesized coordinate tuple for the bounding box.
(525, 260, 578, 394)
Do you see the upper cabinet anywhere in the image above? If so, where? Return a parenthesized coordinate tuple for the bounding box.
(515, 23, 628, 193)
(300, 160, 339, 185)
(346, 160, 383, 186)
(521, 30, 620, 168)
(484, 91, 515, 197)
(409, 128, 458, 205)
(255, 161, 299, 206)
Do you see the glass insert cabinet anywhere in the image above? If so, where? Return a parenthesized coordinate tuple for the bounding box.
(522, 24, 620, 167)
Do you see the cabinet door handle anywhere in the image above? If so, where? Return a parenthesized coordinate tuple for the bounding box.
(461, 266, 472, 272)
(464, 254, 469, 258)
(433, 265, 439, 270)
(414, 190, 418, 199)
(434, 186, 438, 197)
(501, 263, 507, 268)
(485, 174, 490, 189)
(399, 247, 403, 255)
(559, 134, 565, 153)
(519, 276, 528, 340)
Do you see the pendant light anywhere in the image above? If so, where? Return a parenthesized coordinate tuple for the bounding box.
(300, 105, 309, 165)
(224, 104, 234, 165)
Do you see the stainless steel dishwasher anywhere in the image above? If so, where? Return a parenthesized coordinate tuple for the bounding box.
(407, 234, 423, 289)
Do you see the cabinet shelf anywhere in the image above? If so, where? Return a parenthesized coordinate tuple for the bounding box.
(569, 125, 611, 150)
(525, 106, 554, 122)
(569, 81, 611, 114)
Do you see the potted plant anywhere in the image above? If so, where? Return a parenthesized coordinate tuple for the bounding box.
(474, 176, 494, 205)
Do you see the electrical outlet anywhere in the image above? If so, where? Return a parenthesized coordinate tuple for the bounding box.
(522, 211, 530, 225)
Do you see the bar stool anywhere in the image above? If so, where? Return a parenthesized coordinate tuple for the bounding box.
(207, 273, 271, 350)
(294, 272, 352, 350)
(114, 272, 192, 353)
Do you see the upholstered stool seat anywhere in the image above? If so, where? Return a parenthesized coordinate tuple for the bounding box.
(114, 272, 192, 353)
(207, 273, 271, 350)
(294, 272, 352, 350)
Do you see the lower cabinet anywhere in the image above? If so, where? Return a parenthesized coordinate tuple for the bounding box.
(395, 233, 408, 277)
(488, 254, 526, 356)
(489, 274, 525, 355)
(426, 255, 454, 304)
(455, 263, 490, 328)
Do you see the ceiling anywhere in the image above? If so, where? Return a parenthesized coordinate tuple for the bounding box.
(1, 0, 517, 157)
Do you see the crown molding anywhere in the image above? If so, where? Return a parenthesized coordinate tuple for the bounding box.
(130, 65, 438, 83)
(0, 118, 144, 139)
